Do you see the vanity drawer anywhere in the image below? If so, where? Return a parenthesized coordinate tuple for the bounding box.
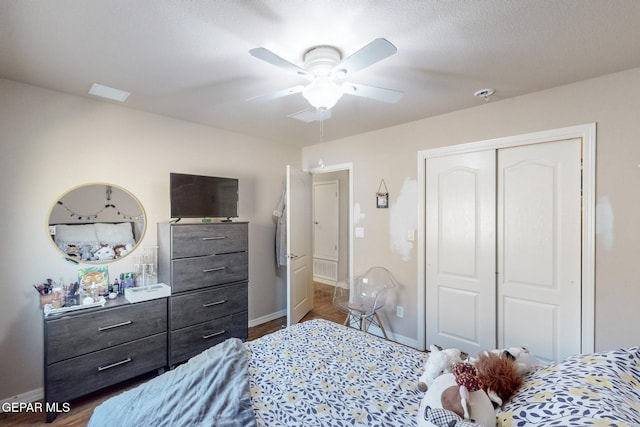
(170, 223, 248, 259)
(169, 311, 248, 365)
(45, 298, 167, 364)
(46, 332, 167, 403)
(169, 282, 248, 330)
(171, 252, 248, 293)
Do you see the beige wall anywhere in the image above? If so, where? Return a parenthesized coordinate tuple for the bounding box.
(303, 67, 640, 350)
(0, 78, 298, 402)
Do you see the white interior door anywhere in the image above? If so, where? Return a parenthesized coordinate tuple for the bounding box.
(286, 165, 313, 326)
(426, 150, 497, 355)
(313, 181, 339, 282)
(497, 139, 582, 363)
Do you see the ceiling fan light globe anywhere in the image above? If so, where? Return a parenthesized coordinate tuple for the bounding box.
(302, 78, 343, 110)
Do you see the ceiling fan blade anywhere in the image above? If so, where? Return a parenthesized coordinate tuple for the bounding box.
(247, 85, 304, 103)
(288, 108, 331, 123)
(335, 38, 397, 76)
(342, 83, 404, 103)
(249, 47, 312, 79)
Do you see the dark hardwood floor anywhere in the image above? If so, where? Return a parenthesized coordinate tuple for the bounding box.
(0, 282, 345, 426)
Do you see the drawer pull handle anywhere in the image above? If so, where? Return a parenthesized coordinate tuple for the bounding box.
(202, 330, 226, 340)
(203, 299, 227, 308)
(98, 320, 132, 331)
(203, 267, 226, 273)
(202, 236, 226, 241)
(97, 357, 132, 372)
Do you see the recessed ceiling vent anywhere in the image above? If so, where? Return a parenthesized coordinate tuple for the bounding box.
(89, 83, 130, 102)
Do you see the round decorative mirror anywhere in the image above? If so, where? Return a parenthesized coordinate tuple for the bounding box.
(47, 183, 146, 264)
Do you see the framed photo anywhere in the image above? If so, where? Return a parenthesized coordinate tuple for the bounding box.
(376, 192, 389, 208)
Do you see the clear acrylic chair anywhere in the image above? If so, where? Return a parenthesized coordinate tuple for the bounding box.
(332, 266, 397, 339)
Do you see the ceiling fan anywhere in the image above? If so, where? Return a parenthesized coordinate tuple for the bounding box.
(247, 38, 404, 122)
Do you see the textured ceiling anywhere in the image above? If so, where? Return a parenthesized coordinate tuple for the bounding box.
(1, 0, 640, 146)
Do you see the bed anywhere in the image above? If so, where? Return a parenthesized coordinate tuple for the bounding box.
(88, 320, 640, 427)
(51, 222, 137, 261)
(89, 319, 428, 427)
(497, 346, 640, 426)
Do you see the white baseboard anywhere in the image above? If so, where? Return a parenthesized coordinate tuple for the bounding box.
(313, 277, 336, 286)
(248, 309, 286, 328)
(0, 388, 43, 412)
(344, 320, 419, 349)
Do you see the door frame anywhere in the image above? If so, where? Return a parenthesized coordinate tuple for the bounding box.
(417, 123, 596, 352)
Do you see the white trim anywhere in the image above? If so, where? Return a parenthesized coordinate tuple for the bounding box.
(313, 276, 336, 286)
(248, 309, 287, 328)
(417, 123, 596, 353)
(0, 388, 43, 410)
(345, 322, 419, 349)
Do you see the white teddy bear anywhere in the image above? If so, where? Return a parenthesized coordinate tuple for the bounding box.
(94, 246, 115, 261)
(418, 345, 463, 391)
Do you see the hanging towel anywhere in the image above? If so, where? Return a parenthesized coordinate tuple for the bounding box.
(273, 190, 287, 267)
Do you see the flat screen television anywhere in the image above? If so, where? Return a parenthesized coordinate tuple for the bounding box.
(170, 172, 239, 219)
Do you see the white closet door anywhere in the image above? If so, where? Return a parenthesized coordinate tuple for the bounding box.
(426, 150, 496, 355)
(497, 139, 582, 363)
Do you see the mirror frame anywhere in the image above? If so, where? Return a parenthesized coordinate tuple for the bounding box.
(47, 182, 147, 264)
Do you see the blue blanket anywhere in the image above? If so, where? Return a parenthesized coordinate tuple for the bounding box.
(88, 338, 256, 427)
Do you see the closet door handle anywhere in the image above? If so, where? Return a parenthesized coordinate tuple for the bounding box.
(97, 357, 132, 372)
(203, 300, 226, 308)
(203, 267, 226, 273)
(202, 236, 226, 241)
(202, 330, 226, 340)
(98, 320, 132, 331)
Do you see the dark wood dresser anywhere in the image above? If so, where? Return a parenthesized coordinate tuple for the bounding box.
(157, 222, 249, 366)
(43, 297, 167, 422)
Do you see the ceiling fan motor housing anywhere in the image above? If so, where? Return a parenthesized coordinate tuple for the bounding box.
(304, 46, 342, 77)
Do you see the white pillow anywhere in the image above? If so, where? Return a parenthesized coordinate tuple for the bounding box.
(54, 224, 98, 243)
(94, 222, 135, 244)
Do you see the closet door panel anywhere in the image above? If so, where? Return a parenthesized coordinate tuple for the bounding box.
(497, 138, 582, 363)
(426, 150, 496, 355)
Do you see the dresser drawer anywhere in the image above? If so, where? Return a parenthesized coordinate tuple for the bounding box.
(170, 223, 248, 259)
(45, 332, 167, 403)
(45, 298, 167, 364)
(170, 282, 248, 330)
(171, 252, 248, 293)
(169, 311, 248, 365)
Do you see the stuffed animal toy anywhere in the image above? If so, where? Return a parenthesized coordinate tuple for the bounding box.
(418, 345, 463, 391)
(417, 364, 495, 427)
(469, 347, 537, 376)
(94, 246, 116, 261)
(504, 346, 537, 376)
(66, 244, 80, 258)
(80, 244, 94, 261)
(113, 243, 134, 258)
(473, 351, 523, 407)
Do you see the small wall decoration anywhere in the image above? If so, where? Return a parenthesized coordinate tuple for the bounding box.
(376, 179, 389, 208)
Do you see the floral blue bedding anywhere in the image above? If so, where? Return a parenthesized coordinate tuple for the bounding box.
(497, 346, 640, 427)
(89, 318, 640, 427)
(246, 319, 429, 426)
